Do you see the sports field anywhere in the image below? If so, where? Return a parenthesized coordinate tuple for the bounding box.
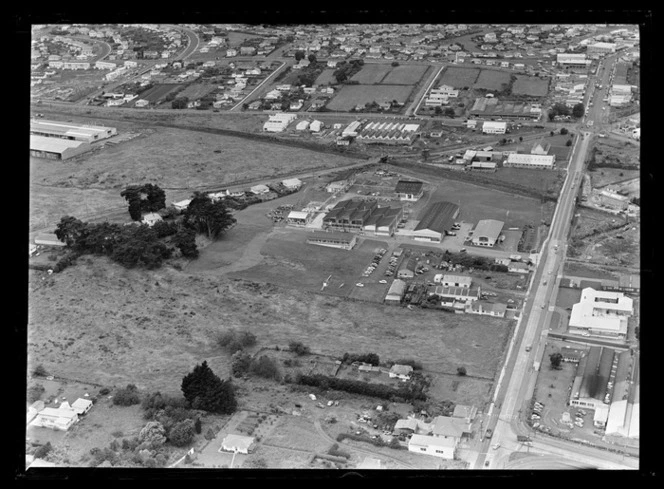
(326, 84, 414, 111)
(474, 69, 512, 91)
(380, 64, 429, 85)
(350, 64, 392, 84)
(438, 66, 480, 89)
(512, 75, 550, 97)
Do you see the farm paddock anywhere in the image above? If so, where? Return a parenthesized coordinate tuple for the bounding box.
(474, 69, 512, 91)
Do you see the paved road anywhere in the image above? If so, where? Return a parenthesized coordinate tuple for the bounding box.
(472, 51, 638, 470)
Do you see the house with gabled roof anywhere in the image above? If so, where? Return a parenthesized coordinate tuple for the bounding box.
(389, 364, 413, 381)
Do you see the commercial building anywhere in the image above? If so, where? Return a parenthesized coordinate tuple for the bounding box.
(411, 201, 460, 242)
(31, 119, 117, 143)
(384, 279, 406, 304)
(286, 210, 312, 226)
(470, 97, 541, 120)
(431, 285, 480, 304)
(504, 153, 555, 169)
(362, 206, 403, 236)
(30, 135, 93, 161)
(482, 121, 507, 134)
(408, 434, 456, 460)
(569, 346, 616, 427)
(441, 274, 471, 288)
(471, 219, 504, 247)
(262, 113, 296, 132)
(556, 53, 591, 69)
(394, 180, 424, 201)
(466, 301, 507, 317)
(306, 231, 357, 250)
(587, 42, 616, 54)
(397, 257, 418, 279)
(568, 287, 633, 338)
(282, 178, 303, 190)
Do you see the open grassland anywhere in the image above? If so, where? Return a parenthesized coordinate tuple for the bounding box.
(350, 64, 392, 84)
(314, 68, 337, 86)
(512, 75, 550, 97)
(326, 84, 414, 111)
(29, 125, 362, 230)
(28, 256, 511, 393)
(588, 168, 640, 189)
(439, 66, 480, 89)
(380, 64, 429, 85)
(474, 69, 512, 91)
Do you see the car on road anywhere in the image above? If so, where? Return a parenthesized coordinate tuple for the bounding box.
(492, 443, 500, 450)
(460, 248, 467, 253)
(355, 283, 364, 287)
(484, 428, 493, 439)
(379, 280, 388, 284)
(581, 333, 591, 337)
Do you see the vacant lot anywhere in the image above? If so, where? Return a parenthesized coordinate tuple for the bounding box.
(380, 65, 429, 85)
(326, 84, 414, 111)
(439, 66, 480, 89)
(512, 75, 550, 97)
(588, 168, 640, 189)
(474, 69, 512, 91)
(350, 64, 392, 84)
(488, 167, 566, 198)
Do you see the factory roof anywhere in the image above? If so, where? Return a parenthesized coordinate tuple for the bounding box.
(414, 201, 459, 234)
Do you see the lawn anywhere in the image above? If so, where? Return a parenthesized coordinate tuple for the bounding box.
(474, 69, 512, 91)
(512, 75, 550, 97)
(554, 287, 582, 310)
(350, 64, 392, 84)
(439, 66, 480, 89)
(380, 64, 429, 85)
(326, 84, 414, 111)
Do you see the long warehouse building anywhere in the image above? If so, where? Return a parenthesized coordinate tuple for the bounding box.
(30, 119, 117, 143)
(30, 135, 94, 160)
(411, 201, 460, 242)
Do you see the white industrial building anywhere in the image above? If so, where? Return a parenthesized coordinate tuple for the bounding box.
(408, 434, 456, 460)
(285, 210, 312, 226)
(587, 42, 617, 54)
(263, 113, 296, 132)
(556, 53, 591, 68)
(482, 121, 507, 134)
(471, 219, 504, 247)
(30, 119, 117, 143)
(504, 153, 555, 169)
(440, 274, 472, 288)
(568, 287, 633, 338)
(30, 135, 93, 160)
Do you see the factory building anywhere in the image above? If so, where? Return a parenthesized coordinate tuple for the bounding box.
(306, 231, 357, 250)
(410, 201, 460, 243)
(30, 119, 117, 143)
(471, 219, 504, 247)
(30, 135, 93, 160)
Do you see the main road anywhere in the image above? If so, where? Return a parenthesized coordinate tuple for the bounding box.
(471, 51, 638, 470)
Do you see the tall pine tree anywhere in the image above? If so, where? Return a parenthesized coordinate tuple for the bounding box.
(181, 361, 237, 414)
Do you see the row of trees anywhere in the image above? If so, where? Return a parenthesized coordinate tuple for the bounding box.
(120, 184, 166, 221)
(548, 102, 584, 121)
(333, 59, 365, 84)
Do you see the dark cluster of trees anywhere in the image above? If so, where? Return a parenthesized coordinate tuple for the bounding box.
(333, 59, 364, 84)
(548, 102, 584, 121)
(181, 361, 237, 414)
(341, 352, 380, 366)
(289, 341, 311, 356)
(549, 352, 563, 370)
(215, 329, 257, 355)
(434, 106, 456, 118)
(183, 192, 237, 240)
(296, 373, 428, 403)
(443, 250, 509, 272)
(120, 184, 167, 221)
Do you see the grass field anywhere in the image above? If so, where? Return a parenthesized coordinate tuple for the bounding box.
(474, 69, 512, 91)
(380, 65, 429, 85)
(176, 82, 217, 101)
(588, 168, 640, 189)
(314, 68, 337, 86)
(326, 84, 414, 111)
(439, 66, 480, 89)
(512, 75, 550, 97)
(350, 64, 392, 84)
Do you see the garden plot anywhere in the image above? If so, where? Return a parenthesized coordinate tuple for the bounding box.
(474, 69, 512, 91)
(326, 84, 414, 111)
(380, 64, 429, 85)
(438, 66, 480, 89)
(136, 84, 185, 104)
(350, 64, 392, 84)
(512, 75, 550, 97)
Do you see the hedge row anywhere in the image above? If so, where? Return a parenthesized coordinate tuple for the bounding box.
(296, 373, 426, 402)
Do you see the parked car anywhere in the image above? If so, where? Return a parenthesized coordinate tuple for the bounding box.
(355, 283, 364, 287)
(484, 428, 493, 439)
(379, 280, 388, 284)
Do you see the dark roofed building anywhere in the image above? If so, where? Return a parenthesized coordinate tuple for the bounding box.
(324, 199, 378, 231)
(394, 180, 424, 201)
(411, 201, 460, 242)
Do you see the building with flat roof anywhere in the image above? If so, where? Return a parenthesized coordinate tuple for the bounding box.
(411, 201, 460, 242)
(568, 287, 633, 338)
(307, 231, 357, 250)
(604, 350, 639, 440)
(263, 113, 296, 132)
(286, 210, 312, 226)
(504, 153, 555, 169)
(466, 301, 507, 317)
(441, 274, 472, 288)
(471, 219, 504, 247)
(556, 53, 591, 68)
(30, 119, 117, 143)
(587, 42, 616, 54)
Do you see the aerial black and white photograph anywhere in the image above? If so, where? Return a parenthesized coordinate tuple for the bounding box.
(20, 11, 650, 477)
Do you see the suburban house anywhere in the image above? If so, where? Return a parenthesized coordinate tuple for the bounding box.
(141, 212, 163, 227)
(431, 415, 472, 442)
(282, 178, 303, 190)
(30, 405, 79, 431)
(250, 184, 271, 195)
(408, 433, 456, 460)
(71, 398, 93, 415)
(27, 401, 45, 425)
(452, 404, 478, 424)
(220, 434, 255, 454)
(508, 262, 530, 274)
(394, 180, 424, 201)
(388, 364, 413, 381)
(172, 199, 191, 212)
(466, 301, 507, 318)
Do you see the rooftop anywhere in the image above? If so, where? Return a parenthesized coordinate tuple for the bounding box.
(394, 180, 424, 195)
(414, 201, 459, 234)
